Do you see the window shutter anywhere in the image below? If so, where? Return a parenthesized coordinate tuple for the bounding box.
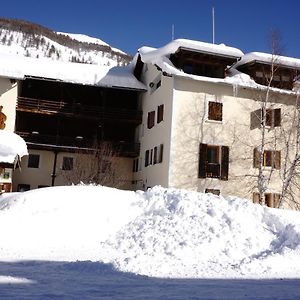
(208, 102, 222, 121)
(150, 149, 153, 165)
(253, 148, 259, 168)
(145, 150, 149, 167)
(253, 192, 260, 204)
(274, 108, 281, 127)
(273, 193, 281, 208)
(153, 146, 158, 164)
(147, 111, 155, 129)
(198, 143, 207, 178)
(157, 104, 164, 123)
(265, 109, 272, 126)
(274, 151, 281, 169)
(220, 146, 229, 180)
(158, 144, 163, 163)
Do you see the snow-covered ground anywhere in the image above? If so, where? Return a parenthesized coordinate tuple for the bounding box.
(1, 185, 300, 299)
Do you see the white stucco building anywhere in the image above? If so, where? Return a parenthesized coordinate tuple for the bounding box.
(132, 39, 300, 209)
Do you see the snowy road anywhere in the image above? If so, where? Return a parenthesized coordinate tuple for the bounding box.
(0, 260, 300, 300)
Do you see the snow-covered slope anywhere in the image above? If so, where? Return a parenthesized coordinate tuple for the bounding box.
(0, 185, 300, 279)
(0, 18, 131, 67)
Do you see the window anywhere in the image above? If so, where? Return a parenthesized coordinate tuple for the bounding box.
(17, 184, 30, 192)
(208, 102, 223, 121)
(253, 192, 280, 208)
(158, 144, 163, 163)
(149, 75, 161, 93)
(145, 150, 150, 167)
(150, 149, 153, 165)
(253, 148, 281, 169)
(147, 111, 155, 129)
(133, 158, 139, 173)
(28, 154, 40, 168)
(62, 157, 73, 171)
(198, 143, 229, 180)
(205, 189, 220, 196)
(153, 146, 158, 164)
(262, 108, 281, 127)
(157, 104, 164, 123)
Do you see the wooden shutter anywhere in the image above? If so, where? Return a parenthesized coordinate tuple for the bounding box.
(253, 192, 260, 204)
(198, 143, 207, 178)
(273, 193, 281, 208)
(274, 151, 281, 169)
(220, 146, 229, 180)
(265, 109, 272, 126)
(147, 111, 155, 129)
(274, 108, 281, 127)
(208, 102, 222, 121)
(145, 150, 149, 167)
(157, 104, 164, 123)
(158, 144, 163, 163)
(153, 146, 158, 164)
(253, 148, 259, 168)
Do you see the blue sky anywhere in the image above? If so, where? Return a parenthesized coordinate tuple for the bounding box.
(1, 0, 300, 57)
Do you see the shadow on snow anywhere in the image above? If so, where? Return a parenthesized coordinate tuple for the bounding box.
(0, 260, 299, 299)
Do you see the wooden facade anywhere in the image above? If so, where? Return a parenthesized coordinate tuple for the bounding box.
(15, 78, 142, 157)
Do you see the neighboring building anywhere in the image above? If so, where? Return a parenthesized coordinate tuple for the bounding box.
(132, 39, 300, 209)
(0, 53, 146, 191)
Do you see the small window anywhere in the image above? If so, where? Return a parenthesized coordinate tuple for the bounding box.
(62, 157, 73, 171)
(150, 149, 153, 165)
(253, 192, 281, 208)
(199, 143, 229, 180)
(153, 146, 158, 164)
(157, 104, 164, 123)
(147, 111, 155, 129)
(208, 102, 223, 121)
(158, 144, 163, 163)
(28, 154, 40, 168)
(253, 148, 281, 169)
(17, 184, 30, 192)
(145, 150, 150, 167)
(205, 189, 220, 196)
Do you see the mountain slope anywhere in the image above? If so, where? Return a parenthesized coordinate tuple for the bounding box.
(0, 18, 132, 67)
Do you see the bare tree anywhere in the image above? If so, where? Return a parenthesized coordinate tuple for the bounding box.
(62, 141, 128, 188)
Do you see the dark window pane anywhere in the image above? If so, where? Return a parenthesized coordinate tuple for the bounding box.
(62, 157, 73, 171)
(28, 154, 40, 168)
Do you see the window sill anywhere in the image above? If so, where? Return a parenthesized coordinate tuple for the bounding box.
(205, 119, 223, 124)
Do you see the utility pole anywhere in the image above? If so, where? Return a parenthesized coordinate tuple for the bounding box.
(212, 7, 215, 44)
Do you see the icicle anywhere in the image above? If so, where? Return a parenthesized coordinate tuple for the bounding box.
(232, 83, 238, 97)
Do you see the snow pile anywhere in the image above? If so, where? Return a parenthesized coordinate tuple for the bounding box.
(0, 185, 300, 279)
(0, 130, 28, 163)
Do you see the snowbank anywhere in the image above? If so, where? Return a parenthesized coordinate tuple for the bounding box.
(0, 131, 28, 163)
(0, 185, 300, 279)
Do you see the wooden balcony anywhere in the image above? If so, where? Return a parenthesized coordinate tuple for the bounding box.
(16, 96, 143, 124)
(17, 132, 140, 157)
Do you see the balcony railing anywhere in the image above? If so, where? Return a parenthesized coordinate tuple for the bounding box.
(17, 132, 140, 157)
(17, 96, 143, 123)
(206, 163, 220, 178)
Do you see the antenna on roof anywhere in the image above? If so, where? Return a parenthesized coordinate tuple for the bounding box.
(172, 24, 175, 40)
(212, 7, 215, 44)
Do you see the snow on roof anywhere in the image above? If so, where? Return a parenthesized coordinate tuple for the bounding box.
(0, 130, 28, 164)
(234, 52, 300, 70)
(138, 39, 243, 81)
(0, 53, 146, 91)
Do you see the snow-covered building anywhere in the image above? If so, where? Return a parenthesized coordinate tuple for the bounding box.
(132, 39, 300, 209)
(0, 54, 146, 191)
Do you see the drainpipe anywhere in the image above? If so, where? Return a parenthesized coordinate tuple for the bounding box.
(51, 151, 58, 186)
